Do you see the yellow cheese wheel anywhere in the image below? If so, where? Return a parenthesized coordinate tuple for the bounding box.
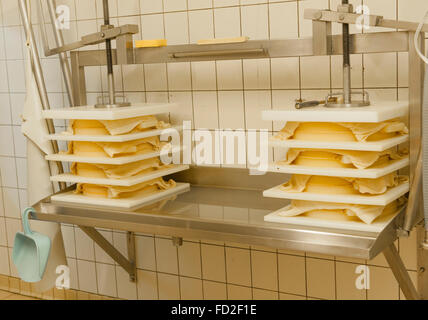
(293, 150, 353, 168)
(304, 176, 357, 195)
(292, 122, 356, 142)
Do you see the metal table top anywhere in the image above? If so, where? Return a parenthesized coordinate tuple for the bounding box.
(31, 185, 402, 260)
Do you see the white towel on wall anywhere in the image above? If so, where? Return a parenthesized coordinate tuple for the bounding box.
(21, 49, 67, 293)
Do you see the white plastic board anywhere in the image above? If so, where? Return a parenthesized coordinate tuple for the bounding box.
(42, 103, 177, 120)
(50, 165, 190, 186)
(262, 101, 408, 123)
(264, 205, 401, 233)
(47, 125, 183, 142)
(269, 157, 409, 179)
(263, 181, 409, 206)
(51, 183, 190, 211)
(45, 146, 182, 165)
(269, 134, 409, 152)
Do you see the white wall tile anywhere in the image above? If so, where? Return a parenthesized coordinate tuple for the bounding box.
(117, 0, 140, 16)
(167, 62, 191, 90)
(163, 0, 187, 12)
(141, 14, 165, 39)
(0, 126, 14, 156)
(178, 241, 202, 278)
(203, 280, 227, 300)
(0, 247, 10, 276)
(15, 158, 26, 189)
(116, 265, 138, 299)
(180, 277, 203, 300)
(135, 235, 156, 271)
(216, 60, 243, 90)
(188, 0, 212, 10)
(214, 7, 241, 38)
(61, 225, 76, 259)
(0, 217, 7, 246)
(164, 12, 189, 45)
(3, 26, 23, 60)
(244, 90, 272, 130)
(75, 0, 97, 20)
(6, 60, 25, 93)
(122, 64, 145, 92)
(243, 59, 271, 90)
(269, 1, 298, 39)
(227, 284, 252, 299)
(201, 243, 226, 282)
(218, 91, 245, 129)
(96, 263, 117, 297)
(191, 61, 217, 90)
(214, 0, 239, 7)
(0, 157, 17, 188)
(140, 0, 163, 14)
(1, 0, 21, 26)
(168, 91, 194, 126)
(364, 53, 397, 88)
(306, 258, 336, 300)
(77, 260, 98, 293)
(0, 94, 11, 125)
(225, 247, 252, 286)
(158, 273, 180, 300)
(12, 127, 26, 158)
(241, 4, 268, 40)
(144, 63, 168, 91)
(300, 56, 330, 89)
(271, 57, 300, 89)
(137, 269, 158, 300)
(193, 91, 218, 129)
(3, 188, 20, 219)
(189, 9, 214, 43)
(155, 237, 179, 274)
(251, 250, 278, 291)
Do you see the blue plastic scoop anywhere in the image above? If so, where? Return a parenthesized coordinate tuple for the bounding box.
(12, 208, 51, 283)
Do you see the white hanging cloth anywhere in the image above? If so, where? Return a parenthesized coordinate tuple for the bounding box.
(20, 5, 67, 291)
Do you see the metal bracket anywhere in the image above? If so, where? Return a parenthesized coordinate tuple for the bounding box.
(44, 24, 139, 57)
(383, 243, 420, 300)
(79, 226, 137, 282)
(305, 8, 428, 33)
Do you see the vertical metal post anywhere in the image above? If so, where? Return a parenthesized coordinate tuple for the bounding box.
(127, 232, 137, 282)
(70, 51, 87, 106)
(46, 0, 75, 107)
(103, 0, 116, 105)
(341, 0, 351, 105)
(18, 0, 65, 190)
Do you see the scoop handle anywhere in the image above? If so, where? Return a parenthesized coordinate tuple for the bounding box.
(22, 207, 35, 235)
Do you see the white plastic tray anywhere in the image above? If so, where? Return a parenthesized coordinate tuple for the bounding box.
(269, 134, 409, 152)
(51, 183, 190, 211)
(50, 164, 189, 186)
(269, 157, 409, 178)
(42, 103, 177, 120)
(46, 146, 182, 165)
(263, 181, 409, 206)
(262, 101, 408, 123)
(264, 205, 401, 233)
(47, 125, 183, 142)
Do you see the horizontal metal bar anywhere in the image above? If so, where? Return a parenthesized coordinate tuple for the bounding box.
(305, 9, 428, 33)
(169, 48, 266, 59)
(72, 32, 409, 66)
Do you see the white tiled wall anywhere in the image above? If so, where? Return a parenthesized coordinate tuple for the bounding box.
(0, 0, 426, 300)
